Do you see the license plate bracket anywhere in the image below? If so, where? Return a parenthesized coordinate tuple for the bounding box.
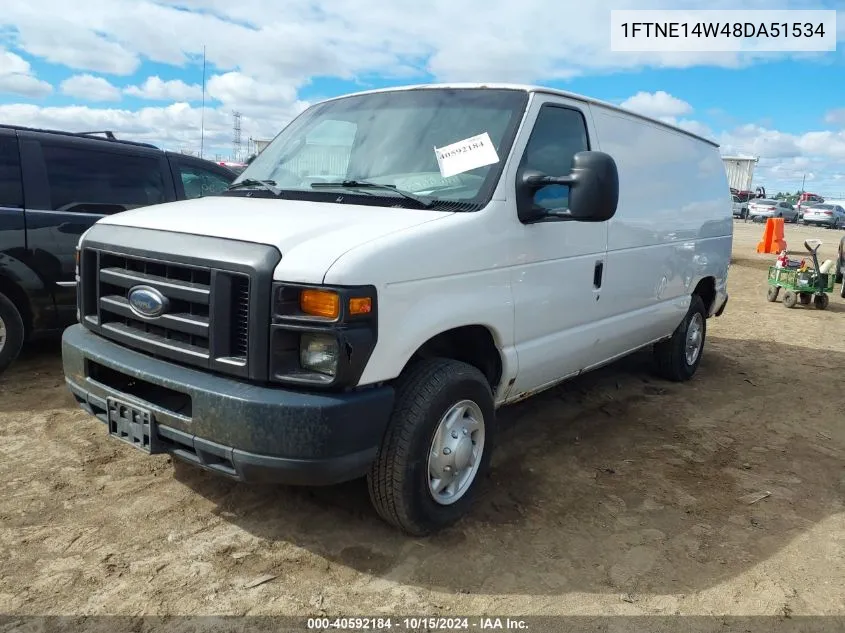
(106, 396, 162, 454)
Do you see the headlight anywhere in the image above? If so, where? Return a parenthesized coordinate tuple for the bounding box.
(271, 282, 378, 388)
(299, 332, 339, 376)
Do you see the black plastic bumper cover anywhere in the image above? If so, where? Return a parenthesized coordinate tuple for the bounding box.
(62, 324, 395, 486)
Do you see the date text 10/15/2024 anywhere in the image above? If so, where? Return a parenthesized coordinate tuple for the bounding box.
(306, 617, 529, 630)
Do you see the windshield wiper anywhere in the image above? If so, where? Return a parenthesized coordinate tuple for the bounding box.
(227, 178, 282, 196)
(310, 180, 432, 208)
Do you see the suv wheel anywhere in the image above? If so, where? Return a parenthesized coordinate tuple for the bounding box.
(653, 294, 707, 382)
(0, 291, 25, 375)
(367, 358, 496, 536)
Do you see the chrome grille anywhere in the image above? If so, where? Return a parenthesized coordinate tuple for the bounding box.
(98, 253, 211, 358)
(82, 249, 252, 374)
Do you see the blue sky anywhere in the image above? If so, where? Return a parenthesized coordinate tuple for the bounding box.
(1, 0, 844, 195)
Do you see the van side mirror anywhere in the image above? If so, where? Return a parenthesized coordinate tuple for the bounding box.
(516, 150, 619, 224)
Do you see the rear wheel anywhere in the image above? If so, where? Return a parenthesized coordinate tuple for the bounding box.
(0, 291, 25, 375)
(653, 294, 707, 382)
(814, 294, 829, 310)
(367, 358, 496, 536)
(766, 286, 780, 302)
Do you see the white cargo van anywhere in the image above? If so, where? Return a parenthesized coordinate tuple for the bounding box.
(62, 83, 732, 535)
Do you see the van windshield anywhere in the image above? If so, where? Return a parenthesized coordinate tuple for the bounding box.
(232, 88, 529, 210)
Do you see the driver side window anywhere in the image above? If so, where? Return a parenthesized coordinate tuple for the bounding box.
(520, 105, 590, 212)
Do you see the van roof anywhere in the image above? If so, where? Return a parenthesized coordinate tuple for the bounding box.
(319, 82, 720, 148)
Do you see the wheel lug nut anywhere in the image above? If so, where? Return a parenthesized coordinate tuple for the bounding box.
(462, 428, 468, 435)
(451, 431, 458, 439)
(444, 465, 451, 472)
(443, 447, 451, 455)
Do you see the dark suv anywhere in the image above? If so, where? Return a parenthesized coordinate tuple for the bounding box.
(0, 125, 237, 374)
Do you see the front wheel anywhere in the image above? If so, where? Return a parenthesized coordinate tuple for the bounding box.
(653, 294, 707, 382)
(367, 358, 496, 536)
(766, 285, 780, 302)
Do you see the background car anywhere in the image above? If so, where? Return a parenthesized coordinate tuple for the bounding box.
(747, 199, 799, 222)
(801, 203, 845, 229)
(731, 194, 748, 219)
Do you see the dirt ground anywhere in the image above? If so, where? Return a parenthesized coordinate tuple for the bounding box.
(1, 221, 844, 621)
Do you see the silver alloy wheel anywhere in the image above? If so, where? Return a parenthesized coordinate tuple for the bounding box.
(685, 312, 704, 366)
(0, 314, 6, 354)
(427, 399, 486, 506)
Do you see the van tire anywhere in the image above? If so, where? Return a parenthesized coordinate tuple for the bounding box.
(652, 294, 707, 382)
(0, 291, 25, 376)
(367, 358, 496, 536)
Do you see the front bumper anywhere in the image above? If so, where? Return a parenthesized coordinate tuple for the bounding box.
(803, 217, 835, 226)
(62, 324, 395, 486)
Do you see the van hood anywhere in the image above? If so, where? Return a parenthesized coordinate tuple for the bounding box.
(98, 196, 454, 283)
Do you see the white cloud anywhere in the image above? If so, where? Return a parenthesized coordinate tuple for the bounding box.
(718, 124, 845, 195)
(206, 72, 306, 118)
(10, 18, 139, 75)
(719, 124, 802, 159)
(0, 0, 842, 84)
(0, 101, 304, 159)
(1, 0, 843, 189)
(0, 49, 52, 97)
(824, 108, 845, 126)
(125, 76, 203, 101)
(620, 91, 693, 118)
(59, 74, 122, 102)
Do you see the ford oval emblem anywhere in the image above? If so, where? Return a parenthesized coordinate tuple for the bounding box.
(127, 285, 169, 318)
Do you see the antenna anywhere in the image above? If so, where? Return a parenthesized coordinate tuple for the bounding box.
(232, 110, 242, 162)
(200, 45, 206, 159)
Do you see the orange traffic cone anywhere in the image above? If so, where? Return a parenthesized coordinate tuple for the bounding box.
(756, 217, 787, 254)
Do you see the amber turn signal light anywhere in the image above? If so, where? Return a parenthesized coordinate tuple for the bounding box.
(300, 289, 340, 319)
(349, 297, 372, 315)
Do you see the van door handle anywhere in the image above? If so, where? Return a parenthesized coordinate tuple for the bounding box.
(593, 261, 604, 289)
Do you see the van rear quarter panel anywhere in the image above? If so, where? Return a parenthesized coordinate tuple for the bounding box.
(590, 105, 732, 344)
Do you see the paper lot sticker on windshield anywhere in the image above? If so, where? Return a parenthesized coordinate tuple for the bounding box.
(434, 132, 499, 178)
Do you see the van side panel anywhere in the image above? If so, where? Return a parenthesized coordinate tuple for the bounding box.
(589, 106, 732, 358)
(323, 205, 518, 404)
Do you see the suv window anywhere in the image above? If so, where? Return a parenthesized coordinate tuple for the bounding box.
(179, 164, 232, 199)
(519, 105, 589, 212)
(0, 134, 23, 209)
(42, 143, 166, 213)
